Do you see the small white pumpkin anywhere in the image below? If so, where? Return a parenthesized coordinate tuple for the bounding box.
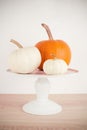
(43, 58, 68, 75)
(8, 39, 41, 74)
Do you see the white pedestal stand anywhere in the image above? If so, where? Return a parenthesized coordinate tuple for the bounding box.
(23, 77, 62, 115)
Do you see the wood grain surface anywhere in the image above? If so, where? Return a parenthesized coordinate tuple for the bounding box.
(0, 94, 87, 130)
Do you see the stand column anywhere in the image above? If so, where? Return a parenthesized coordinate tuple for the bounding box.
(23, 77, 62, 115)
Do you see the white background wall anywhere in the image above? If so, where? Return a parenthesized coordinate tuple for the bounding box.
(0, 0, 87, 94)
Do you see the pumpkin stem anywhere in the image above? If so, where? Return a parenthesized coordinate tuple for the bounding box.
(41, 23, 53, 40)
(50, 54, 57, 59)
(10, 39, 23, 48)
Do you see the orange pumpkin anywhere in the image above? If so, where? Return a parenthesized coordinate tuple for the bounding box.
(35, 23, 71, 70)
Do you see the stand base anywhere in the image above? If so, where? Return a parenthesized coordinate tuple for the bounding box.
(23, 99, 62, 115)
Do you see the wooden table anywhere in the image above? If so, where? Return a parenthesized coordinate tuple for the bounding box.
(0, 94, 87, 130)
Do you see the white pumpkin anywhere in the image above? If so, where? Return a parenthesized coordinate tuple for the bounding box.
(8, 40, 41, 74)
(43, 59, 68, 75)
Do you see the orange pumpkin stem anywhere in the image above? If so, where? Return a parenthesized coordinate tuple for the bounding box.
(10, 39, 23, 48)
(41, 23, 53, 40)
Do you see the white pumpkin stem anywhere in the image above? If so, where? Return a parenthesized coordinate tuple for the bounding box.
(41, 23, 53, 40)
(10, 39, 23, 48)
(50, 54, 57, 59)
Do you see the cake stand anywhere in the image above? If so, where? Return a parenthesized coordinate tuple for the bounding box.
(23, 69, 78, 115)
